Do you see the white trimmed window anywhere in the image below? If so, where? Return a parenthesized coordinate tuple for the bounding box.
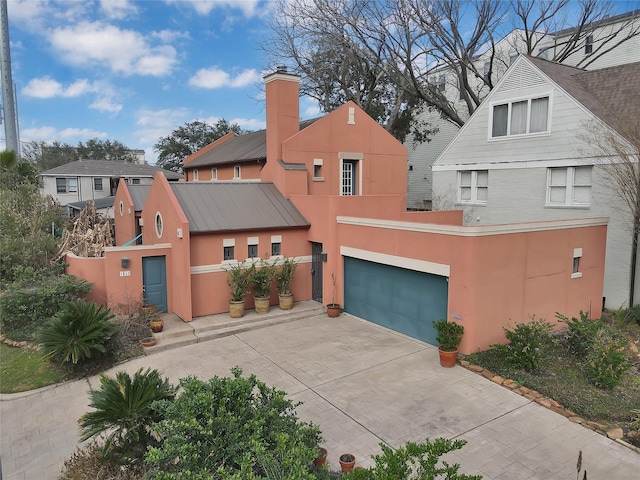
(458, 170, 488, 205)
(193, 169, 199, 181)
(155, 212, 163, 238)
(247, 236, 259, 259)
(212, 167, 218, 180)
(491, 96, 550, 138)
(585, 35, 593, 54)
(94, 178, 103, 191)
(223, 238, 235, 261)
(233, 165, 241, 179)
(547, 166, 592, 207)
(271, 235, 282, 257)
(313, 159, 323, 180)
(56, 177, 77, 193)
(341, 160, 358, 195)
(572, 248, 583, 279)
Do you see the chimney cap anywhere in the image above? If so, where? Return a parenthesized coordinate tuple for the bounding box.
(276, 64, 288, 74)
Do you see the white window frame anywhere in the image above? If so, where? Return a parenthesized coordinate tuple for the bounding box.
(223, 238, 236, 262)
(338, 153, 363, 196)
(585, 35, 593, 54)
(313, 159, 324, 181)
(271, 235, 282, 258)
(488, 94, 552, 140)
(212, 167, 218, 181)
(546, 166, 592, 207)
(572, 248, 583, 279)
(233, 165, 241, 179)
(155, 212, 163, 239)
(457, 170, 488, 205)
(94, 177, 103, 191)
(193, 169, 199, 181)
(247, 236, 259, 260)
(56, 177, 77, 193)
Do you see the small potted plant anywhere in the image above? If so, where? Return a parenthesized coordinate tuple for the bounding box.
(226, 262, 252, 318)
(276, 256, 298, 310)
(339, 453, 356, 473)
(313, 446, 328, 467)
(326, 272, 341, 317)
(432, 319, 464, 367)
(251, 259, 276, 314)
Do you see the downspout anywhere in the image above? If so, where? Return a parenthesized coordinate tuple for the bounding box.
(630, 214, 639, 308)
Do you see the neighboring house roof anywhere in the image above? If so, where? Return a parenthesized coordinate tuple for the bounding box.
(528, 56, 640, 137)
(67, 196, 115, 211)
(169, 182, 310, 233)
(41, 160, 183, 180)
(185, 119, 319, 169)
(127, 185, 151, 212)
(551, 9, 640, 37)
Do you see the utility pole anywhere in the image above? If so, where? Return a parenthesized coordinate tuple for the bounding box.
(0, 0, 18, 154)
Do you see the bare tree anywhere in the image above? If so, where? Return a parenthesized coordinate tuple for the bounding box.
(265, 0, 640, 138)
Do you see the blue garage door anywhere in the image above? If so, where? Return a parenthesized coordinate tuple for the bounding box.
(344, 257, 448, 345)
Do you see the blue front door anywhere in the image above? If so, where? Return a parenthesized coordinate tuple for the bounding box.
(142, 256, 167, 313)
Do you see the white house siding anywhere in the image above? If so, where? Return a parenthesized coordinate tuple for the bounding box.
(42, 175, 111, 206)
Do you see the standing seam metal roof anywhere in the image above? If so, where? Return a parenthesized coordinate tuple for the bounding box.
(127, 185, 152, 212)
(169, 182, 310, 233)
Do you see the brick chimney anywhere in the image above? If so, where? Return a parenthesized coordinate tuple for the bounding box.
(262, 66, 301, 183)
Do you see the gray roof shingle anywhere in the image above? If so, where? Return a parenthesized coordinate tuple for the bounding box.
(41, 160, 182, 180)
(169, 182, 310, 233)
(67, 196, 115, 211)
(127, 185, 151, 211)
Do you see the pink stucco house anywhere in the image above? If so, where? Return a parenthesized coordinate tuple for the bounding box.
(67, 68, 607, 354)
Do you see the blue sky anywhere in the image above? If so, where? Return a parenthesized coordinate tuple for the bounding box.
(6, 0, 320, 164)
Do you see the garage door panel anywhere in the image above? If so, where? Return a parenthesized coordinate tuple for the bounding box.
(344, 257, 447, 345)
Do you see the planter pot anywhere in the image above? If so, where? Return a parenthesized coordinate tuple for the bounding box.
(438, 346, 458, 368)
(140, 337, 157, 348)
(313, 447, 328, 467)
(229, 299, 245, 318)
(326, 304, 341, 317)
(149, 318, 164, 333)
(278, 292, 294, 310)
(339, 453, 356, 473)
(254, 296, 270, 314)
(139, 304, 157, 317)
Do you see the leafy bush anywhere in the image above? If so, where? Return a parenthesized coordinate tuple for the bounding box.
(556, 311, 604, 356)
(0, 266, 92, 341)
(626, 305, 640, 325)
(586, 329, 631, 389)
(490, 317, 552, 372)
(38, 300, 118, 365)
(61, 442, 150, 480)
(344, 438, 481, 480)
(146, 367, 321, 479)
(79, 368, 176, 460)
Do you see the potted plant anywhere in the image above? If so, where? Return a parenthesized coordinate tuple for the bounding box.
(326, 272, 341, 317)
(276, 256, 298, 310)
(432, 319, 464, 367)
(140, 336, 157, 348)
(313, 446, 328, 467)
(251, 259, 276, 314)
(226, 262, 252, 318)
(339, 453, 356, 473)
(149, 316, 164, 333)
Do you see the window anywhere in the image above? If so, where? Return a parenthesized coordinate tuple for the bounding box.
(313, 159, 323, 180)
(458, 170, 488, 204)
(223, 246, 234, 261)
(212, 168, 218, 180)
(247, 236, 259, 259)
(233, 165, 241, 179)
(547, 166, 592, 206)
(572, 248, 582, 279)
(341, 160, 358, 195)
(491, 96, 549, 138)
(437, 75, 445, 92)
(132, 178, 141, 185)
(408, 165, 413, 171)
(223, 239, 235, 261)
(155, 212, 163, 238)
(483, 62, 491, 82)
(94, 178, 103, 191)
(56, 177, 77, 193)
(271, 235, 282, 257)
(193, 169, 199, 181)
(585, 35, 593, 54)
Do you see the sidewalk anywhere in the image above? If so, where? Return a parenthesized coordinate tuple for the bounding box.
(1, 305, 638, 479)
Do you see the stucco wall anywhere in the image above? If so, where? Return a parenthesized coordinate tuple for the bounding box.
(113, 180, 137, 246)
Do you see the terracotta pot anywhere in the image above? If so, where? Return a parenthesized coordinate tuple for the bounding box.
(149, 318, 163, 333)
(140, 337, 157, 348)
(339, 453, 356, 473)
(326, 304, 341, 317)
(229, 300, 245, 318)
(278, 292, 294, 310)
(438, 346, 458, 368)
(313, 447, 328, 467)
(254, 296, 270, 314)
(139, 304, 157, 316)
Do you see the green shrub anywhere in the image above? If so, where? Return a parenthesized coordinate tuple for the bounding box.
(344, 438, 481, 480)
(38, 300, 118, 365)
(586, 329, 631, 389)
(491, 317, 552, 372)
(0, 267, 92, 341)
(79, 368, 176, 461)
(556, 311, 604, 356)
(146, 367, 321, 479)
(626, 305, 640, 325)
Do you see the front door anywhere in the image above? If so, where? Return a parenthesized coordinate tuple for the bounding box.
(311, 242, 323, 303)
(142, 256, 167, 313)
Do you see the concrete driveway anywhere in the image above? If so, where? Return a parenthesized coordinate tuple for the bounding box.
(1, 309, 638, 479)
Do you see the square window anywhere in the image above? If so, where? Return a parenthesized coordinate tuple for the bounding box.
(223, 246, 234, 261)
(271, 242, 281, 256)
(547, 166, 591, 206)
(56, 177, 66, 193)
(132, 178, 141, 185)
(94, 178, 103, 191)
(458, 170, 488, 205)
(248, 244, 258, 259)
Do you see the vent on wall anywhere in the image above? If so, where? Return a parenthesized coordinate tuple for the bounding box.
(500, 62, 546, 91)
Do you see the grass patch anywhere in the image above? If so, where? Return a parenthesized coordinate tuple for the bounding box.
(0, 343, 65, 393)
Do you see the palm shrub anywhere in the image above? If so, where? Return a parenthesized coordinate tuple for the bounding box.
(490, 317, 552, 372)
(78, 368, 176, 461)
(38, 300, 118, 366)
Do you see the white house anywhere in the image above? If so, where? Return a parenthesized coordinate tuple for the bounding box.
(407, 10, 640, 210)
(432, 55, 640, 309)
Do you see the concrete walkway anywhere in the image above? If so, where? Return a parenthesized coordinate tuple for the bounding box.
(1, 304, 638, 479)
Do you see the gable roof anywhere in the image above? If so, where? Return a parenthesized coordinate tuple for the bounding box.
(41, 160, 183, 180)
(168, 182, 310, 233)
(127, 185, 151, 211)
(527, 56, 640, 137)
(185, 119, 319, 169)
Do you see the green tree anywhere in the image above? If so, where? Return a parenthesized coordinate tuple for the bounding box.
(153, 119, 245, 173)
(23, 138, 137, 171)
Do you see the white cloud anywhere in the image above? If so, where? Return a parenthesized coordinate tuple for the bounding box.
(21, 126, 107, 143)
(165, 0, 261, 17)
(90, 97, 123, 113)
(22, 77, 97, 98)
(134, 107, 190, 147)
(100, 0, 139, 19)
(229, 117, 266, 131)
(48, 22, 177, 77)
(151, 29, 190, 43)
(189, 67, 260, 89)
